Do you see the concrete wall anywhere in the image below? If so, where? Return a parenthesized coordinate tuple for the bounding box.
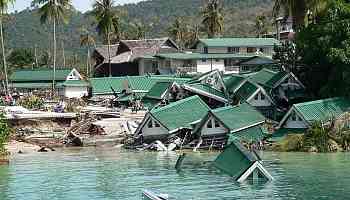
(201, 117, 228, 137)
(196, 59, 225, 73)
(64, 87, 88, 98)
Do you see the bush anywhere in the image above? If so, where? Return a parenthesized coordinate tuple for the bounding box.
(0, 114, 10, 155)
(18, 95, 44, 110)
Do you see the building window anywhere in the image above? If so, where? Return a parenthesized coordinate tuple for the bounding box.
(214, 120, 220, 128)
(254, 94, 259, 100)
(291, 113, 297, 121)
(261, 93, 265, 100)
(154, 121, 160, 127)
(215, 59, 220, 62)
(207, 120, 213, 128)
(148, 120, 153, 128)
(204, 47, 208, 53)
(247, 47, 257, 53)
(202, 59, 207, 63)
(228, 47, 239, 53)
(241, 66, 249, 71)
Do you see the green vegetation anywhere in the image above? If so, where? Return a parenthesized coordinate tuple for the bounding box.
(201, 0, 224, 38)
(0, 114, 10, 155)
(18, 95, 44, 110)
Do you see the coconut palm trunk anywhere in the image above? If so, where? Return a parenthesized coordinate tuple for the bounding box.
(86, 48, 90, 77)
(0, 14, 8, 94)
(107, 31, 111, 77)
(53, 16, 56, 92)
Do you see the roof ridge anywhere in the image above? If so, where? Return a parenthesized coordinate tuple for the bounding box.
(151, 95, 208, 114)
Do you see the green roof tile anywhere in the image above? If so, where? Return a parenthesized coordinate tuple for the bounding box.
(184, 83, 227, 101)
(293, 97, 350, 123)
(212, 103, 265, 133)
(145, 81, 173, 99)
(116, 92, 147, 102)
(156, 53, 256, 60)
(9, 82, 53, 89)
(214, 142, 258, 178)
(229, 126, 267, 143)
(199, 38, 280, 47)
(57, 80, 89, 87)
(10, 68, 73, 82)
(248, 68, 287, 88)
(235, 81, 259, 101)
(223, 75, 246, 94)
(150, 95, 210, 132)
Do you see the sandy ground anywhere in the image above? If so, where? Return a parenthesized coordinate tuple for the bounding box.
(5, 140, 41, 155)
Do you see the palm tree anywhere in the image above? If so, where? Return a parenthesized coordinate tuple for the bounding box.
(168, 17, 187, 48)
(32, 0, 72, 91)
(255, 15, 268, 38)
(201, 0, 224, 38)
(273, 0, 330, 30)
(0, 0, 15, 94)
(80, 31, 96, 77)
(132, 21, 147, 40)
(92, 0, 119, 77)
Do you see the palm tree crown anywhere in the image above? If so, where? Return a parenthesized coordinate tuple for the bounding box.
(201, 0, 224, 38)
(32, 0, 72, 24)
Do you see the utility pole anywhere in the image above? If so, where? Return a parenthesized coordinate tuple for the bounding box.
(34, 44, 38, 68)
(62, 41, 65, 68)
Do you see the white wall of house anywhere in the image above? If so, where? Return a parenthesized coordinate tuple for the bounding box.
(248, 91, 272, 107)
(141, 117, 169, 138)
(200, 117, 228, 137)
(64, 86, 88, 98)
(195, 42, 274, 56)
(283, 111, 308, 128)
(197, 59, 225, 73)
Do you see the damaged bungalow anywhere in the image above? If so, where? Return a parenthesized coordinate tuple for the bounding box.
(193, 103, 266, 149)
(274, 97, 350, 141)
(134, 95, 210, 142)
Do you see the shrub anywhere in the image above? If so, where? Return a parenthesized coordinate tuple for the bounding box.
(0, 114, 10, 155)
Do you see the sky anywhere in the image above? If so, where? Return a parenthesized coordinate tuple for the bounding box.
(9, 0, 145, 13)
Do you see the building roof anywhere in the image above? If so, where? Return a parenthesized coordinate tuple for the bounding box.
(234, 81, 259, 101)
(247, 68, 288, 89)
(228, 126, 267, 143)
(223, 75, 246, 94)
(10, 68, 73, 82)
(211, 103, 265, 133)
(213, 142, 259, 178)
(269, 128, 306, 142)
(150, 95, 210, 132)
(183, 83, 228, 103)
(145, 81, 173, 100)
(156, 53, 256, 60)
(116, 92, 147, 102)
(238, 56, 277, 66)
(9, 82, 53, 89)
(282, 97, 350, 125)
(90, 75, 191, 95)
(198, 38, 280, 47)
(94, 44, 120, 59)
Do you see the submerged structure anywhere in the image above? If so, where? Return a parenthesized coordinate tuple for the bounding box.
(214, 141, 273, 183)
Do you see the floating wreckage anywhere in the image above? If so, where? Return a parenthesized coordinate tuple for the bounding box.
(142, 190, 169, 200)
(213, 141, 273, 183)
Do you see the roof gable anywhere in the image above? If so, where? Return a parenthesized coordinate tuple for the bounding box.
(183, 83, 228, 103)
(234, 81, 259, 101)
(279, 97, 350, 127)
(211, 103, 265, 133)
(150, 95, 210, 132)
(223, 75, 246, 94)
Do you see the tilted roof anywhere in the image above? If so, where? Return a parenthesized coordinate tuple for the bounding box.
(94, 44, 120, 59)
(223, 75, 246, 94)
(198, 38, 280, 47)
(150, 95, 210, 132)
(90, 75, 191, 95)
(57, 80, 89, 87)
(234, 81, 259, 101)
(183, 83, 227, 102)
(247, 68, 288, 88)
(145, 81, 173, 99)
(10, 68, 73, 82)
(211, 103, 265, 133)
(289, 97, 350, 124)
(214, 142, 259, 178)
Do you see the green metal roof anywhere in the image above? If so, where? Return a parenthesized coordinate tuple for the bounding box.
(150, 95, 210, 132)
(212, 103, 265, 133)
(90, 75, 191, 95)
(199, 38, 280, 47)
(9, 82, 53, 89)
(235, 81, 259, 101)
(293, 97, 350, 124)
(223, 75, 246, 94)
(145, 81, 173, 99)
(214, 142, 258, 178)
(142, 97, 161, 109)
(239, 56, 276, 65)
(156, 53, 256, 60)
(57, 80, 89, 87)
(184, 83, 227, 101)
(248, 68, 288, 88)
(229, 126, 267, 143)
(10, 68, 73, 82)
